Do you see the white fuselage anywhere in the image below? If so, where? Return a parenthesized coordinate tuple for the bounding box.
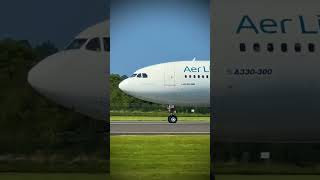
(28, 21, 109, 120)
(27, 1, 320, 142)
(119, 61, 210, 107)
(212, 0, 320, 142)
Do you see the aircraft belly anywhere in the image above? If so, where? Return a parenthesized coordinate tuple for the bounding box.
(214, 96, 320, 142)
(161, 88, 209, 106)
(132, 87, 209, 106)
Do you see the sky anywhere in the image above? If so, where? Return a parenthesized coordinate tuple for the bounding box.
(0, 0, 109, 48)
(110, 0, 210, 75)
(0, 0, 210, 76)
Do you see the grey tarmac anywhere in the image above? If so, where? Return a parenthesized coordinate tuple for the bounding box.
(110, 121, 210, 135)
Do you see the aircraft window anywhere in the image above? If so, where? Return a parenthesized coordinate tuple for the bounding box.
(295, 43, 301, 52)
(309, 43, 315, 52)
(253, 43, 260, 52)
(281, 43, 288, 52)
(237, 42, 318, 54)
(267, 43, 274, 52)
(189, 75, 192, 78)
(202, 75, 205, 78)
(198, 75, 200, 78)
(131, 74, 137, 77)
(240, 43, 246, 52)
(142, 73, 148, 78)
(137, 73, 142, 78)
(103, 37, 110, 52)
(185, 75, 187, 78)
(65, 38, 87, 50)
(194, 75, 196, 78)
(86, 37, 101, 51)
(206, 75, 209, 78)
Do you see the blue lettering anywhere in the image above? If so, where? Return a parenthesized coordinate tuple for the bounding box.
(280, 19, 292, 33)
(260, 19, 278, 33)
(236, 15, 320, 34)
(318, 15, 320, 31)
(300, 16, 318, 34)
(184, 66, 191, 73)
(236, 15, 259, 34)
(184, 66, 210, 73)
(204, 66, 209, 72)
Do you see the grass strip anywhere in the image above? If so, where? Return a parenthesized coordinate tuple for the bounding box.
(111, 135, 210, 180)
(110, 116, 210, 121)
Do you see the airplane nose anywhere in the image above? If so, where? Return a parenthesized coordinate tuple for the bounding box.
(28, 63, 44, 91)
(119, 79, 130, 93)
(27, 58, 58, 93)
(27, 53, 73, 95)
(27, 54, 68, 102)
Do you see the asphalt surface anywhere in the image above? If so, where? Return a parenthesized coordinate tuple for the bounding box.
(110, 121, 210, 135)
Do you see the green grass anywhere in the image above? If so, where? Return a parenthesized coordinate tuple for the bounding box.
(0, 173, 108, 180)
(0, 160, 108, 173)
(1, 174, 320, 180)
(110, 111, 210, 117)
(216, 175, 320, 180)
(214, 162, 320, 175)
(111, 135, 210, 180)
(110, 116, 210, 121)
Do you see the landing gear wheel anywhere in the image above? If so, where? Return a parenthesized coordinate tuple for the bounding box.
(168, 115, 178, 123)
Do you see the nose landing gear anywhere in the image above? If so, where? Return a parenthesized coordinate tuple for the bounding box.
(167, 105, 178, 123)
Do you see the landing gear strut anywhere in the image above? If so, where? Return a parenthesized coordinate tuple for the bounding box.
(167, 105, 178, 123)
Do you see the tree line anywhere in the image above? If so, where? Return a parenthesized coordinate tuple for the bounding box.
(0, 39, 107, 165)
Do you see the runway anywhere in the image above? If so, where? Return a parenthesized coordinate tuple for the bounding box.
(110, 121, 210, 135)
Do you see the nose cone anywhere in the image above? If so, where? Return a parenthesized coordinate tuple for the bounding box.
(119, 79, 130, 94)
(28, 65, 48, 92)
(27, 52, 108, 120)
(27, 65, 37, 89)
(28, 58, 52, 92)
(27, 53, 63, 93)
(28, 53, 73, 112)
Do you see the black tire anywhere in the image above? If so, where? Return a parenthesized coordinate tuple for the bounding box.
(168, 115, 178, 123)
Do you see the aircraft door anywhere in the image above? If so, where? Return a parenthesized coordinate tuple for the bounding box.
(164, 63, 175, 86)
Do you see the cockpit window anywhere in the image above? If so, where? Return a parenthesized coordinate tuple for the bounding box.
(142, 73, 148, 78)
(65, 38, 87, 50)
(86, 37, 101, 51)
(103, 37, 110, 52)
(133, 73, 148, 78)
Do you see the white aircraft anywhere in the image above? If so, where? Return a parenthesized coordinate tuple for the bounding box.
(28, 21, 109, 120)
(119, 60, 210, 123)
(27, 0, 320, 142)
(27, 20, 210, 124)
(212, 0, 320, 142)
